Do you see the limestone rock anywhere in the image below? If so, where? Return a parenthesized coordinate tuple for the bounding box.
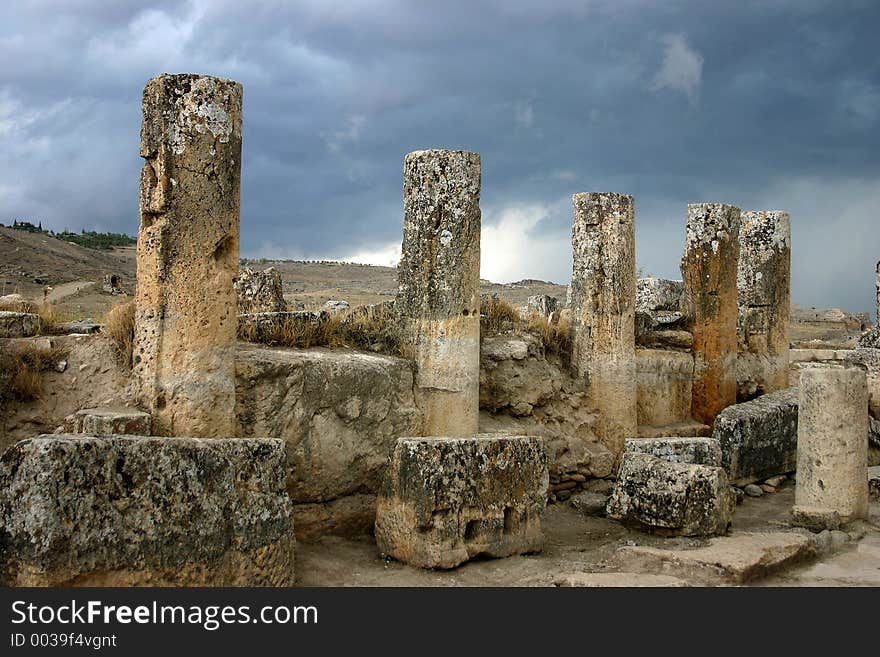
(859, 326, 880, 348)
(868, 466, 880, 501)
(616, 532, 813, 584)
(636, 348, 694, 428)
(134, 74, 242, 438)
(624, 436, 722, 467)
(235, 267, 285, 314)
(526, 294, 559, 318)
(638, 329, 693, 350)
(570, 192, 637, 457)
(636, 278, 683, 314)
(64, 407, 152, 436)
(606, 452, 735, 536)
(712, 387, 799, 485)
(480, 334, 562, 416)
(0, 435, 295, 586)
(234, 344, 421, 540)
(374, 435, 548, 569)
(680, 203, 741, 425)
(321, 299, 350, 314)
(0, 311, 40, 338)
(397, 149, 482, 437)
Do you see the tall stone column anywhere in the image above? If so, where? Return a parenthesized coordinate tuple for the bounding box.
(794, 365, 869, 526)
(736, 211, 791, 397)
(397, 149, 481, 437)
(133, 74, 242, 437)
(681, 203, 740, 426)
(570, 192, 636, 457)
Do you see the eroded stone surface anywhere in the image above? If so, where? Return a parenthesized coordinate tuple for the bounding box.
(795, 365, 869, 524)
(396, 149, 481, 437)
(0, 435, 294, 586)
(235, 267, 285, 314)
(374, 435, 548, 569)
(681, 203, 741, 425)
(625, 436, 722, 466)
(0, 311, 40, 338)
(64, 407, 152, 436)
(234, 344, 421, 540)
(606, 452, 734, 536)
(736, 211, 791, 400)
(555, 572, 688, 587)
(616, 532, 813, 584)
(636, 348, 694, 427)
(712, 387, 799, 485)
(134, 74, 242, 438)
(636, 278, 683, 315)
(570, 192, 637, 457)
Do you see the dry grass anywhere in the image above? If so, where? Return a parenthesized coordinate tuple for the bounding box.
(238, 303, 404, 355)
(527, 311, 572, 359)
(103, 299, 135, 368)
(0, 342, 70, 404)
(481, 296, 521, 335)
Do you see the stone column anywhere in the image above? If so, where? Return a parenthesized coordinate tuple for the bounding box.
(397, 149, 481, 437)
(133, 74, 242, 437)
(736, 211, 791, 397)
(680, 203, 741, 426)
(570, 192, 637, 457)
(794, 365, 869, 526)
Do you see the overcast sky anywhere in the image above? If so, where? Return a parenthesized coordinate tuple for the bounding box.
(1, 1, 878, 314)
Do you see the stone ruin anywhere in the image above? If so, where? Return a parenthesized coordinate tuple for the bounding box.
(0, 72, 878, 586)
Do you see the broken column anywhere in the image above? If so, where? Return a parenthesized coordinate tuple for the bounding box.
(736, 211, 791, 399)
(133, 74, 242, 437)
(680, 203, 741, 426)
(374, 435, 548, 569)
(793, 365, 869, 529)
(396, 149, 481, 437)
(570, 193, 637, 457)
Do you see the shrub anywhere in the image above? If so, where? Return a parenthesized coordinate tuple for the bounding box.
(481, 297, 521, 335)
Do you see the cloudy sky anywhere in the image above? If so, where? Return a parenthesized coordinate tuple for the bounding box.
(1, 1, 878, 314)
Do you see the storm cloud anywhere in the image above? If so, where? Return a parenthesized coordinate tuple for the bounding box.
(1, 0, 878, 314)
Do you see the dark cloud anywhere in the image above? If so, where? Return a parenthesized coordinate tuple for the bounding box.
(1, 0, 877, 313)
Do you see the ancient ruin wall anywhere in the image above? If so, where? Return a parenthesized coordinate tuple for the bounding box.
(737, 211, 791, 397)
(133, 74, 242, 437)
(396, 149, 481, 437)
(570, 192, 637, 457)
(681, 203, 741, 426)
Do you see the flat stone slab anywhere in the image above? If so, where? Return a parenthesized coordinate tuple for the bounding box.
(555, 572, 688, 587)
(712, 388, 798, 485)
(64, 407, 152, 435)
(606, 452, 735, 537)
(0, 435, 295, 586)
(0, 311, 40, 338)
(616, 532, 814, 584)
(625, 436, 722, 466)
(637, 421, 711, 439)
(375, 435, 548, 569)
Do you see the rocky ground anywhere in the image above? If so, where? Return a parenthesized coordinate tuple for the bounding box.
(297, 481, 880, 587)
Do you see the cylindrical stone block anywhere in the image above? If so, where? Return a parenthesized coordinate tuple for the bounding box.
(570, 192, 637, 457)
(795, 365, 869, 523)
(737, 211, 791, 395)
(133, 74, 242, 437)
(397, 149, 481, 437)
(680, 203, 741, 426)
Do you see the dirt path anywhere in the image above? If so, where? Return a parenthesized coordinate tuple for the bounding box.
(40, 280, 95, 303)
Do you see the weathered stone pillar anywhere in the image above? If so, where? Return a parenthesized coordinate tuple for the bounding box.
(397, 149, 481, 437)
(736, 211, 791, 398)
(570, 192, 637, 457)
(134, 74, 242, 437)
(680, 203, 740, 426)
(794, 365, 869, 527)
